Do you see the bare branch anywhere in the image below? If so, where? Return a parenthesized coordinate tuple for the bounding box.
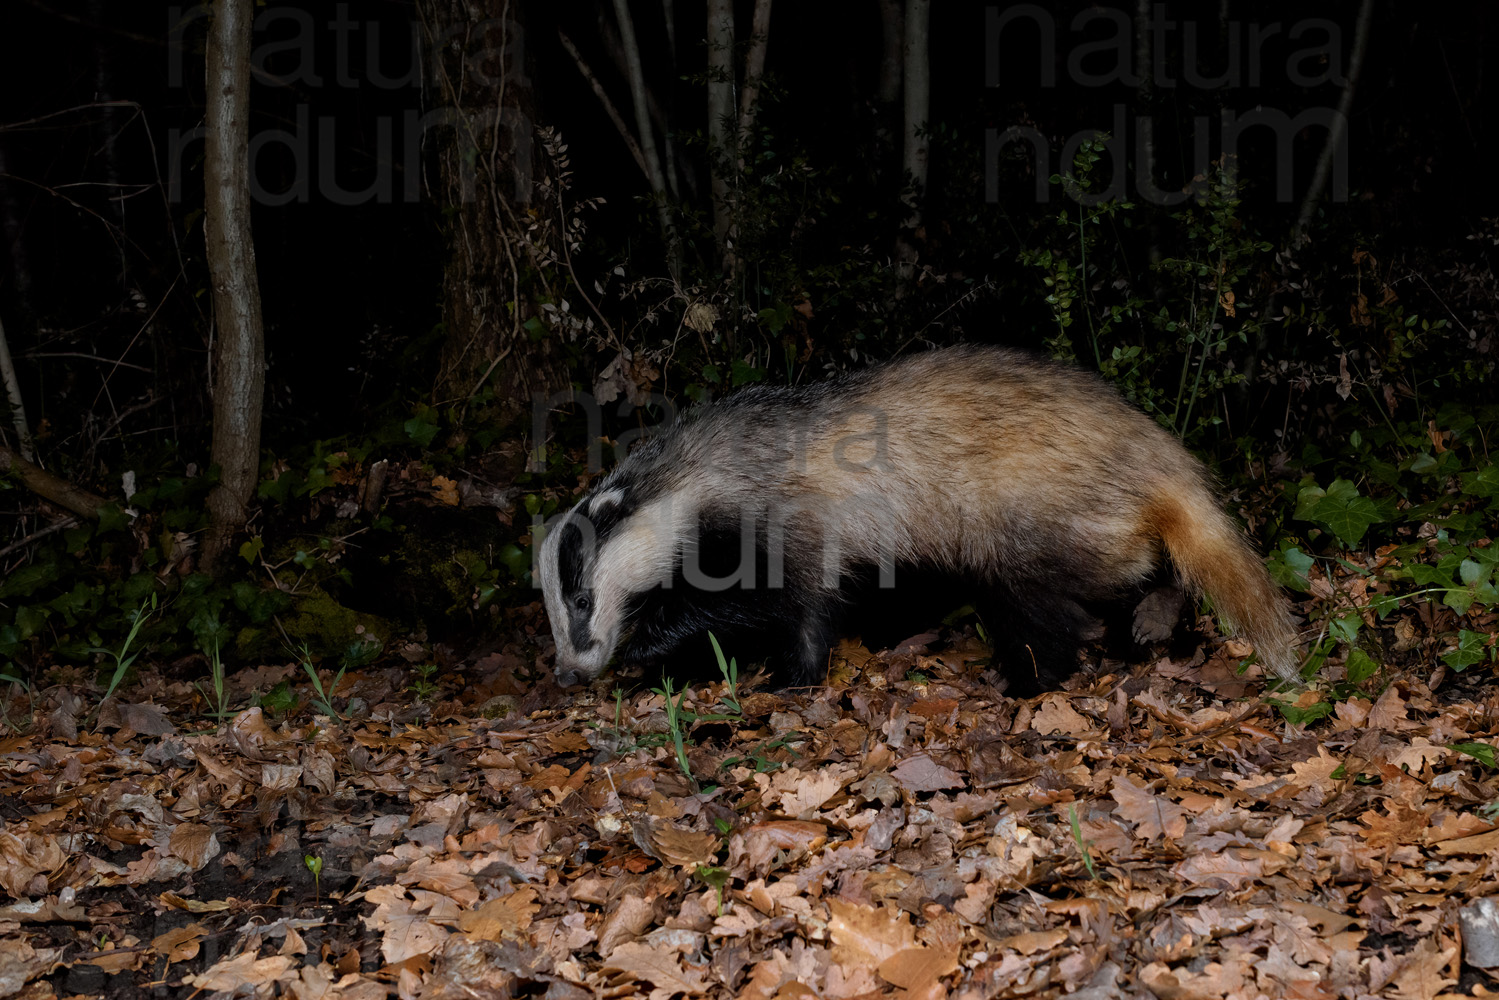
(0, 516, 79, 560)
(610, 0, 677, 260)
(0, 445, 110, 519)
(558, 28, 650, 183)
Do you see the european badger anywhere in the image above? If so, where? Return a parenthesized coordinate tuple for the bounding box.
(538, 345, 1299, 694)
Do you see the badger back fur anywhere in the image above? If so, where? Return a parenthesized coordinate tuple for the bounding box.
(538, 345, 1300, 693)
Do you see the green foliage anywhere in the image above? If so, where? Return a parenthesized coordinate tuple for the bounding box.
(1261, 402, 1499, 705)
(304, 853, 323, 900)
(654, 675, 696, 788)
(1067, 804, 1098, 880)
(297, 642, 348, 720)
(1444, 630, 1496, 672)
(195, 634, 234, 723)
(1018, 146, 1268, 442)
(92, 595, 156, 705)
(1266, 694, 1338, 727)
(719, 731, 802, 775)
(1453, 742, 1498, 769)
(260, 680, 298, 716)
(407, 662, 440, 701)
(709, 633, 743, 719)
(1294, 479, 1391, 548)
(1266, 542, 1315, 592)
(696, 863, 731, 916)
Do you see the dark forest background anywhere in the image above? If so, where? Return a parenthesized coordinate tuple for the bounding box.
(0, 0, 1495, 681)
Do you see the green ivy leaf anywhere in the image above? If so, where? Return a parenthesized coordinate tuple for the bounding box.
(1268, 696, 1336, 726)
(1460, 465, 1499, 498)
(405, 416, 440, 449)
(239, 537, 265, 565)
(1328, 614, 1361, 645)
(1267, 543, 1315, 592)
(1301, 479, 1384, 547)
(0, 562, 60, 599)
(96, 503, 130, 533)
(1443, 630, 1492, 671)
(1344, 648, 1378, 685)
(729, 359, 766, 387)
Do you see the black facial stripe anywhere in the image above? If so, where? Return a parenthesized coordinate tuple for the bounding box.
(557, 488, 642, 599)
(568, 605, 596, 655)
(556, 520, 588, 596)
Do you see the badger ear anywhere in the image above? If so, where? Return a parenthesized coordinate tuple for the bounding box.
(588, 489, 625, 515)
(583, 488, 633, 536)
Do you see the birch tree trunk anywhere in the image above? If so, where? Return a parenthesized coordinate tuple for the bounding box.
(0, 313, 33, 462)
(707, 0, 736, 254)
(202, 0, 265, 572)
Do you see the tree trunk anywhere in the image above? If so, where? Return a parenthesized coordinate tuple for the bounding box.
(707, 0, 736, 255)
(612, 0, 678, 266)
(738, 0, 773, 140)
(896, 0, 930, 287)
(420, 0, 571, 417)
(901, 0, 931, 213)
(202, 0, 266, 573)
(0, 312, 33, 461)
(877, 0, 903, 106)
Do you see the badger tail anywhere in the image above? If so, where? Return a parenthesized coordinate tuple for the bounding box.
(1148, 489, 1301, 684)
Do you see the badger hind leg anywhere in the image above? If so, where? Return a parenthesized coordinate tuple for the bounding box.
(1131, 583, 1187, 646)
(980, 583, 1101, 698)
(772, 591, 842, 688)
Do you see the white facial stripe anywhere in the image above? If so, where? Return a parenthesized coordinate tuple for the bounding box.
(539, 507, 587, 671)
(579, 494, 697, 677)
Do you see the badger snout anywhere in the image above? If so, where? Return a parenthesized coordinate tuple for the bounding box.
(552, 649, 607, 687)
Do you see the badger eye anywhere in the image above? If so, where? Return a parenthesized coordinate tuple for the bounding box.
(574, 594, 592, 613)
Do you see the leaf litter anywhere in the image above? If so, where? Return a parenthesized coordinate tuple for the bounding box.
(2, 571, 1499, 1000)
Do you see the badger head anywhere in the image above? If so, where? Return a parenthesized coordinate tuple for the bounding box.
(538, 486, 687, 685)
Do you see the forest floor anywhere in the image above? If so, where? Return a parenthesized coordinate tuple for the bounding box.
(3, 571, 1499, 1000)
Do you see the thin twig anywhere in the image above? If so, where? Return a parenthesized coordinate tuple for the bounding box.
(21, 352, 152, 373)
(0, 517, 79, 560)
(1295, 0, 1374, 242)
(92, 276, 176, 410)
(610, 0, 678, 264)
